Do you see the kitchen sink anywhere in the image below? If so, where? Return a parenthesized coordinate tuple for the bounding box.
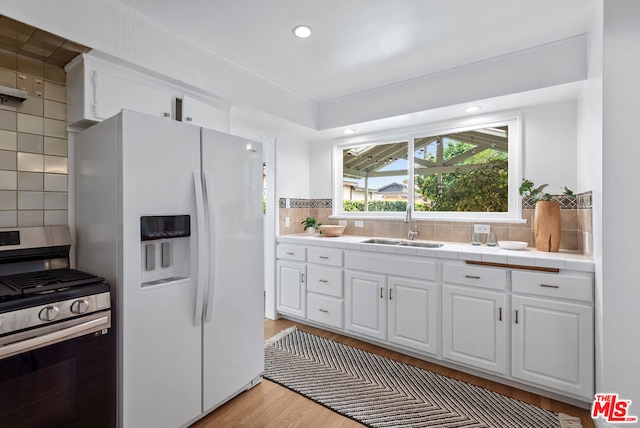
(361, 238, 443, 248)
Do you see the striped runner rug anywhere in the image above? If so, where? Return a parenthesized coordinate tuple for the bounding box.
(263, 327, 582, 428)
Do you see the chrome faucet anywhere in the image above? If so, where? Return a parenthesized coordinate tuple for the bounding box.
(405, 204, 419, 240)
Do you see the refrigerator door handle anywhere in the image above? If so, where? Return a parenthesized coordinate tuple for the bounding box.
(203, 170, 216, 323)
(193, 170, 207, 327)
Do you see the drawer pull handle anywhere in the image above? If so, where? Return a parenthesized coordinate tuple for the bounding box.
(319, 279, 329, 283)
(380, 287, 384, 299)
(498, 307, 502, 321)
(465, 275, 480, 279)
(301, 274, 305, 283)
(540, 284, 560, 289)
(319, 256, 329, 259)
(389, 289, 393, 300)
(514, 310, 519, 324)
(286, 252, 295, 255)
(318, 309, 329, 313)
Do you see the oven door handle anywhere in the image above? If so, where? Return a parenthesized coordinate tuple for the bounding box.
(0, 314, 110, 360)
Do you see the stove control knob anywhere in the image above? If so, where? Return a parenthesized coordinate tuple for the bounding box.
(39, 306, 60, 321)
(71, 299, 90, 314)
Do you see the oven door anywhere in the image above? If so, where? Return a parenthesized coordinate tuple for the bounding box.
(0, 311, 115, 428)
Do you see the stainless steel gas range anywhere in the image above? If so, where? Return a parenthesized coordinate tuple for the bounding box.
(0, 226, 115, 428)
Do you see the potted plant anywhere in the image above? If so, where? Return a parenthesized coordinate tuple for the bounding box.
(519, 179, 574, 252)
(301, 217, 321, 235)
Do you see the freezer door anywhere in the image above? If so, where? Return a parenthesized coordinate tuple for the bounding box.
(201, 128, 264, 412)
(119, 110, 204, 428)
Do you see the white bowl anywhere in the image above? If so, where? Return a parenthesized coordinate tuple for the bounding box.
(498, 241, 528, 250)
(318, 225, 345, 237)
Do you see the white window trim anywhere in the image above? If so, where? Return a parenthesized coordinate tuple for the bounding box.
(332, 113, 523, 222)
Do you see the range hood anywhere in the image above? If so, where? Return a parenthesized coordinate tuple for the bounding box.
(0, 85, 27, 104)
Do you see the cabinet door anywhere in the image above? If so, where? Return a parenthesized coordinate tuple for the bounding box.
(92, 69, 173, 120)
(276, 261, 306, 317)
(182, 95, 228, 132)
(442, 284, 507, 374)
(512, 295, 594, 399)
(388, 277, 438, 356)
(345, 271, 387, 340)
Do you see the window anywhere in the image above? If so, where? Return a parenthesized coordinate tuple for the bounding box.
(334, 118, 520, 220)
(342, 140, 409, 213)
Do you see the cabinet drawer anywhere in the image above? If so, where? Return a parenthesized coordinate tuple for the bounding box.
(307, 293, 344, 329)
(345, 252, 436, 281)
(307, 265, 343, 297)
(277, 244, 306, 262)
(307, 247, 343, 267)
(443, 264, 507, 291)
(512, 271, 593, 303)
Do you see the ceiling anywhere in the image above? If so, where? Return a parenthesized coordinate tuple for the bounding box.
(113, 0, 595, 104)
(0, 15, 90, 67)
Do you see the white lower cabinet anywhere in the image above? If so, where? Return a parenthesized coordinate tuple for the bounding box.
(442, 264, 508, 374)
(345, 272, 439, 354)
(276, 260, 306, 317)
(345, 271, 387, 340)
(511, 271, 594, 399)
(276, 241, 595, 404)
(442, 284, 507, 374)
(307, 293, 344, 329)
(388, 277, 438, 355)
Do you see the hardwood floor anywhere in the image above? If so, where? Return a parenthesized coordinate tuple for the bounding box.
(191, 319, 595, 428)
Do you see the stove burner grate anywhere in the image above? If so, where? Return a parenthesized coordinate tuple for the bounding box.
(0, 268, 104, 296)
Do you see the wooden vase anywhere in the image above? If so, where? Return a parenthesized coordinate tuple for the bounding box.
(534, 200, 561, 252)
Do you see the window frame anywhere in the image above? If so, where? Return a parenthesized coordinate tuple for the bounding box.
(332, 115, 522, 222)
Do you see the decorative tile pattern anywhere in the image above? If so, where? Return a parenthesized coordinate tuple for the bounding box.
(577, 191, 592, 209)
(522, 195, 577, 210)
(310, 199, 332, 208)
(278, 198, 332, 209)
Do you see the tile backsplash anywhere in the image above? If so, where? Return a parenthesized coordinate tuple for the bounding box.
(0, 49, 68, 228)
(279, 192, 593, 255)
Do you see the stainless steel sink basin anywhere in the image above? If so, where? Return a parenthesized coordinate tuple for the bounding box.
(398, 241, 443, 248)
(361, 238, 404, 245)
(361, 238, 443, 248)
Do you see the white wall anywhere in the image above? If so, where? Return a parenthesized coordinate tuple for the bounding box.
(600, 1, 640, 425)
(310, 100, 579, 200)
(309, 139, 334, 199)
(230, 106, 313, 199)
(317, 35, 587, 130)
(577, 0, 604, 411)
(522, 100, 578, 194)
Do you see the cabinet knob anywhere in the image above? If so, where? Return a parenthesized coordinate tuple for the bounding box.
(163, 112, 171, 118)
(186, 116, 193, 122)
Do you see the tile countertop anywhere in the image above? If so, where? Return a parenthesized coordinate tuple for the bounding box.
(277, 234, 595, 273)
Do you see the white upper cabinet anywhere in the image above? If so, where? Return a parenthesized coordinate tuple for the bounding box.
(181, 95, 228, 132)
(66, 54, 230, 130)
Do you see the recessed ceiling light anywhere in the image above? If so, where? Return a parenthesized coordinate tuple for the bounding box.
(344, 128, 355, 135)
(464, 105, 481, 113)
(292, 25, 312, 39)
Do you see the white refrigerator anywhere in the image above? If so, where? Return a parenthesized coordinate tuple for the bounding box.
(75, 109, 264, 427)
